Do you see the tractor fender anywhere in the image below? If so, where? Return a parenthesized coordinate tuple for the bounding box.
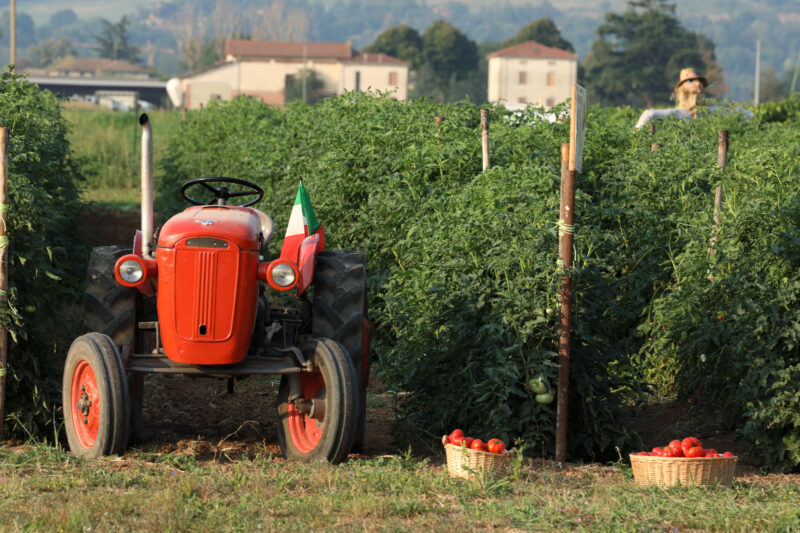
(296, 233, 321, 295)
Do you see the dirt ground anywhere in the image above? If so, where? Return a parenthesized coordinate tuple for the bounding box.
(79, 204, 754, 469)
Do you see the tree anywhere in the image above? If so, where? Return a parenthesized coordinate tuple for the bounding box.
(27, 37, 74, 68)
(364, 24, 423, 70)
(501, 18, 575, 52)
(94, 16, 140, 63)
(284, 68, 324, 104)
(583, 0, 718, 108)
(254, 0, 309, 42)
(211, 0, 240, 60)
(422, 20, 479, 103)
(49, 9, 78, 29)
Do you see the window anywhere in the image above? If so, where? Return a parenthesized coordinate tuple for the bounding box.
(519, 59, 527, 65)
(519, 71, 527, 84)
(388, 71, 398, 85)
(519, 96, 527, 104)
(355, 71, 361, 91)
(547, 72, 556, 86)
(548, 60, 556, 66)
(546, 97, 555, 107)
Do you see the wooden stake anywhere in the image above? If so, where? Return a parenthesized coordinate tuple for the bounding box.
(715, 130, 728, 225)
(480, 109, 490, 171)
(559, 144, 569, 258)
(555, 164, 576, 465)
(0, 127, 9, 443)
(709, 131, 728, 262)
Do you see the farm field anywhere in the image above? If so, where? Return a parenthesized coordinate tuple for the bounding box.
(4, 72, 800, 532)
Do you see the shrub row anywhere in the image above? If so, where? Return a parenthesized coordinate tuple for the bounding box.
(155, 93, 798, 470)
(0, 70, 84, 438)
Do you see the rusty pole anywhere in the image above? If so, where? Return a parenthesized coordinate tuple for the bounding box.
(559, 144, 569, 258)
(480, 109, 490, 171)
(555, 162, 576, 464)
(0, 127, 9, 442)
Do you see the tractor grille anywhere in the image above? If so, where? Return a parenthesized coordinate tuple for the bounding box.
(174, 245, 239, 342)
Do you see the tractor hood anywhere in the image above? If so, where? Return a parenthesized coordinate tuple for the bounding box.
(158, 205, 262, 251)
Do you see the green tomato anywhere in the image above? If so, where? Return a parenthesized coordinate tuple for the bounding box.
(23, 305, 36, 313)
(528, 377, 547, 394)
(535, 392, 554, 405)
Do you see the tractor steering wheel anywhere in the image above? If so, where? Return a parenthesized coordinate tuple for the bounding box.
(181, 177, 264, 207)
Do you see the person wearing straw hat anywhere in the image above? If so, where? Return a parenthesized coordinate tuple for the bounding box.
(635, 67, 708, 129)
(673, 67, 708, 117)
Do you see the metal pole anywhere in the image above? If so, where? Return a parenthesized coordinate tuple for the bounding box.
(480, 109, 490, 171)
(555, 164, 575, 464)
(754, 39, 761, 106)
(9, 0, 16, 65)
(0, 127, 9, 442)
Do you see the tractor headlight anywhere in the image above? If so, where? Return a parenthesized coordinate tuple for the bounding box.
(270, 263, 296, 287)
(119, 259, 144, 283)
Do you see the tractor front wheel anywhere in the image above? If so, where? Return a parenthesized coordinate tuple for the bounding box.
(62, 333, 130, 457)
(277, 338, 357, 463)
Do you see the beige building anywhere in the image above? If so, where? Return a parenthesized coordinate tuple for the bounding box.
(172, 39, 408, 109)
(487, 41, 578, 108)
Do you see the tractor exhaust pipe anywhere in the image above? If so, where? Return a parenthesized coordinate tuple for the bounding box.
(139, 113, 154, 259)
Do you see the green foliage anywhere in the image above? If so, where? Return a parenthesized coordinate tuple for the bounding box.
(25, 37, 74, 69)
(364, 24, 424, 70)
(158, 95, 642, 461)
(283, 69, 325, 105)
(421, 20, 480, 103)
(583, 0, 710, 107)
(501, 18, 575, 51)
(0, 69, 85, 437)
(756, 93, 800, 124)
(93, 16, 140, 64)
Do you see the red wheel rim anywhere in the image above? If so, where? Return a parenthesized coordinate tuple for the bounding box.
(70, 360, 100, 449)
(286, 370, 325, 453)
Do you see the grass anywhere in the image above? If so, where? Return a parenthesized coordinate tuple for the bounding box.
(1, 444, 799, 532)
(62, 105, 184, 209)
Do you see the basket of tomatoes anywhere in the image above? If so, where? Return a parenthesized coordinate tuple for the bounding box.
(629, 437, 738, 487)
(442, 429, 513, 479)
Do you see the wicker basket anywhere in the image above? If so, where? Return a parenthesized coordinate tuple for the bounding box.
(442, 436, 513, 479)
(629, 454, 737, 487)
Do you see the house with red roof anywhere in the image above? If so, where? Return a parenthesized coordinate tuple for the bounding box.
(487, 41, 578, 108)
(172, 39, 408, 109)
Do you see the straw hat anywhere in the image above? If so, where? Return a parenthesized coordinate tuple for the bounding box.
(675, 68, 708, 91)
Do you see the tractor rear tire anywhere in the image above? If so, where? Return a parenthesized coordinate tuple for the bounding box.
(277, 338, 357, 464)
(83, 245, 143, 444)
(63, 333, 130, 457)
(312, 250, 369, 452)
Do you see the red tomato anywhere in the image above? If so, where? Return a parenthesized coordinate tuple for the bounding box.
(651, 447, 664, 457)
(487, 438, 505, 454)
(470, 439, 487, 451)
(464, 437, 474, 449)
(685, 446, 705, 458)
(450, 434, 465, 446)
(662, 447, 681, 458)
(448, 429, 464, 444)
(668, 440, 684, 456)
(704, 448, 718, 455)
(681, 437, 701, 454)
(705, 452, 720, 458)
(636, 451, 651, 456)
(722, 451, 735, 458)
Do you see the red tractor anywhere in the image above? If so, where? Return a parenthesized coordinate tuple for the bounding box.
(62, 114, 368, 463)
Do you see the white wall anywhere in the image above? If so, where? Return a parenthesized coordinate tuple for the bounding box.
(489, 57, 577, 108)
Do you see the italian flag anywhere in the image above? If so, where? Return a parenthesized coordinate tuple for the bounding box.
(280, 181, 323, 261)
